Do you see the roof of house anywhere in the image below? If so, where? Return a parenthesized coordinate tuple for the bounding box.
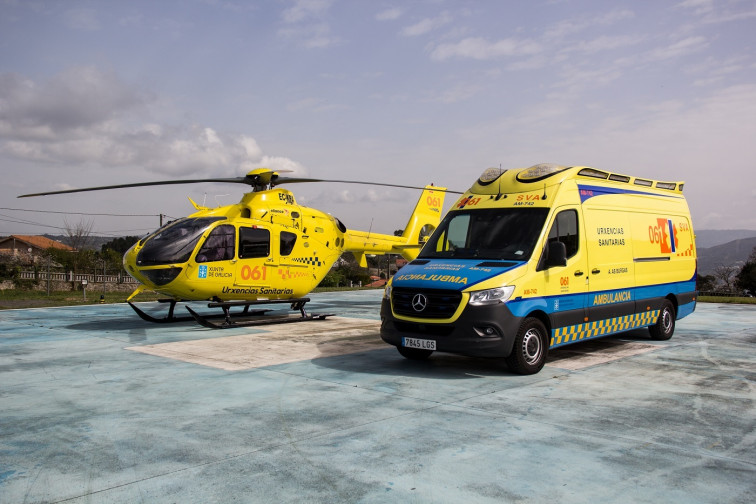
(0, 235, 75, 251)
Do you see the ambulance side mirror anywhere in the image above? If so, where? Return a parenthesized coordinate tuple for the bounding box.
(538, 241, 567, 271)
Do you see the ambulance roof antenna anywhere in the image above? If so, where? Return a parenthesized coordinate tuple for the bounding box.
(496, 164, 506, 200)
(542, 182, 547, 200)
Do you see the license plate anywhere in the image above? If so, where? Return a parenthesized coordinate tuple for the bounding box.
(402, 337, 436, 351)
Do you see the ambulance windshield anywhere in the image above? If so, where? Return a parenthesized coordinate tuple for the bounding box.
(419, 208, 549, 261)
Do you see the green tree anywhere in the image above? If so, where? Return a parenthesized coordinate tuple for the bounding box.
(696, 274, 716, 292)
(101, 236, 140, 254)
(319, 269, 346, 288)
(735, 247, 756, 295)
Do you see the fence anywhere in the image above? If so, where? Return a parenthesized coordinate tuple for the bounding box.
(18, 270, 139, 284)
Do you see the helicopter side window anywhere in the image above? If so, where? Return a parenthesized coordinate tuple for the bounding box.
(196, 225, 236, 263)
(239, 227, 270, 258)
(280, 231, 297, 256)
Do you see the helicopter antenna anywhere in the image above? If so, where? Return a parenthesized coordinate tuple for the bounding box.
(367, 218, 374, 240)
(202, 193, 207, 207)
(214, 194, 230, 207)
(498, 163, 504, 196)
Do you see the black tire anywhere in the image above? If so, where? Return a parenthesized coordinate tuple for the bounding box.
(649, 299, 675, 341)
(505, 317, 548, 375)
(397, 346, 433, 360)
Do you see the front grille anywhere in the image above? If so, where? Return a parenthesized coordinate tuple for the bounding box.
(392, 287, 462, 319)
(393, 321, 455, 336)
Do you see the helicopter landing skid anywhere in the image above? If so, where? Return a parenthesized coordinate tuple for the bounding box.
(185, 298, 334, 329)
(128, 299, 271, 324)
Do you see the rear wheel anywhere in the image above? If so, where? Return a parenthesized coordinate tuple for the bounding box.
(505, 317, 548, 375)
(397, 346, 433, 360)
(649, 300, 675, 341)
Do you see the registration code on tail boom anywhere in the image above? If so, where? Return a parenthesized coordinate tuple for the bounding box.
(402, 337, 436, 350)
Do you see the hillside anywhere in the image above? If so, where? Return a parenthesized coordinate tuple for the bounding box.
(697, 237, 756, 276)
(43, 234, 121, 251)
(694, 229, 756, 248)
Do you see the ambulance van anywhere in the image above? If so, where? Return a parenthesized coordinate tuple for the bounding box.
(380, 163, 697, 374)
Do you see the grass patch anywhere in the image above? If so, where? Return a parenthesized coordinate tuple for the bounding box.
(0, 286, 377, 310)
(698, 295, 756, 305)
(0, 289, 162, 310)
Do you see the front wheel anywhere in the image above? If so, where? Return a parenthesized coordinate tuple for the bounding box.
(505, 318, 548, 375)
(397, 346, 433, 360)
(649, 300, 675, 340)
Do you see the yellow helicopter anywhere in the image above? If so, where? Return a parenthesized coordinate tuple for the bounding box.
(20, 168, 457, 327)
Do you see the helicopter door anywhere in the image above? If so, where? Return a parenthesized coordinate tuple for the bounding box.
(235, 226, 276, 288)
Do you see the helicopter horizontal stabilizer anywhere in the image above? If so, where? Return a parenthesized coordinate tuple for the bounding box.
(343, 185, 446, 262)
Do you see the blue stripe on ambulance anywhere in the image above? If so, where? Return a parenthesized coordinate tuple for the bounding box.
(391, 259, 525, 290)
(507, 279, 696, 348)
(577, 184, 684, 203)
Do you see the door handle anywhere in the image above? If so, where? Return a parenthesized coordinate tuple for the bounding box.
(574, 270, 584, 277)
(591, 268, 601, 275)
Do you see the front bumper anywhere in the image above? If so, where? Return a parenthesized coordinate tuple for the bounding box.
(380, 297, 523, 358)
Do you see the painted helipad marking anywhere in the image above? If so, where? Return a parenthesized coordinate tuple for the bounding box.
(126, 316, 662, 371)
(126, 317, 385, 370)
(546, 339, 660, 370)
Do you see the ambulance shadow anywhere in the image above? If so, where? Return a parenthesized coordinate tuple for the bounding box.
(311, 345, 526, 380)
(312, 328, 659, 379)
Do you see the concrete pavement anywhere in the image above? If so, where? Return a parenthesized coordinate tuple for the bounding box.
(0, 290, 754, 503)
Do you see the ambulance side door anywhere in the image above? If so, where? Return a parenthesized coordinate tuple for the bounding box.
(541, 207, 588, 340)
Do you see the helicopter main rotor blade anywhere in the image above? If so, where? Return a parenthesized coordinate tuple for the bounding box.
(275, 177, 464, 194)
(18, 172, 463, 198)
(17, 177, 248, 198)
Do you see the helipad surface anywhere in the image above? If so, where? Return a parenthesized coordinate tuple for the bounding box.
(1, 290, 754, 503)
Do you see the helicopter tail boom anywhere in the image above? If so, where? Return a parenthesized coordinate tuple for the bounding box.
(343, 185, 445, 264)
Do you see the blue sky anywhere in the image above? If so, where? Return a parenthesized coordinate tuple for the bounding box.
(1, 0, 755, 238)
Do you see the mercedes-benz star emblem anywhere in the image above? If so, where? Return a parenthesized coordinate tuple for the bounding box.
(411, 293, 428, 312)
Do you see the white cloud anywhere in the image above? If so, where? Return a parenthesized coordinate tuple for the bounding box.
(560, 34, 646, 55)
(0, 67, 146, 140)
(427, 82, 483, 104)
(0, 68, 306, 179)
(375, 7, 402, 21)
(431, 36, 541, 61)
(63, 8, 100, 31)
(282, 0, 333, 23)
(646, 36, 709, 61)
(278, 0, 339, 48)
(401, 11, 452, 37)
(676, 0, 715, 16)
(256, 156, 307, 175)
(544, 9, 635, 40)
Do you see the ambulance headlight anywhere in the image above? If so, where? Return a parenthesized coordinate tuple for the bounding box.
(468, 286, 515, 306)
(383, 284, 392, 300)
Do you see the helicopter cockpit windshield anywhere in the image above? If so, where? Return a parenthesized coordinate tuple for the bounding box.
(137, 217, 227, 266)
